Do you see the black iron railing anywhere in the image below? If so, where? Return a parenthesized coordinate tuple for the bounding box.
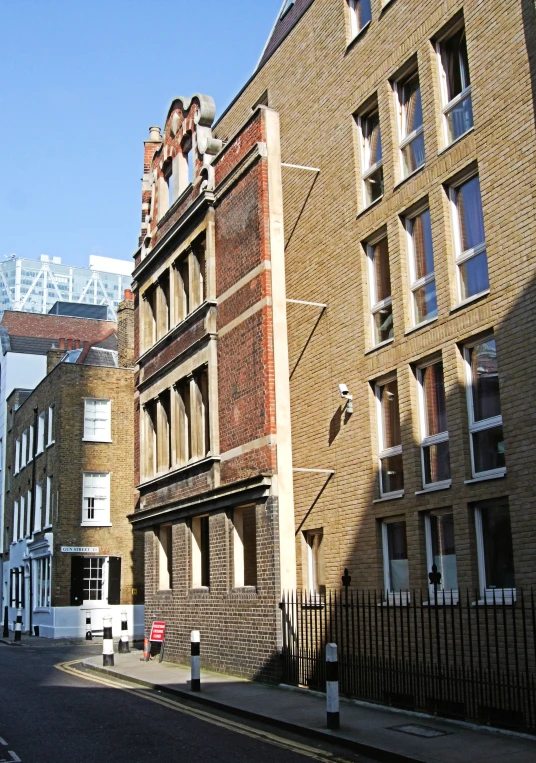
(279, 588, 536, 732)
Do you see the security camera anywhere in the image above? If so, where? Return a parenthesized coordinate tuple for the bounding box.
(338, 383, 353, 414)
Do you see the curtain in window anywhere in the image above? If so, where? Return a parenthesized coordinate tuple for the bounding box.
(366, 115, 382, 166)
(381, 381, 401, 448)
(457, 176, 485, 251)
(374, 238, 391, 302)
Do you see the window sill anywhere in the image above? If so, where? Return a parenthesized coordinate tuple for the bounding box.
(464, 470, 506, 485)
(43, 524, 53, 531)
(33, 607, 52, 614)
(365, 337, 394, 356)
(423, 593, 459, 606)
(380, 0, 397, 14)
(346, 21, 370, 52)
(393, 163, 425, 191)
(473, 589, 517, 606)
(404, 316, 438, 337)
(82, 438, 113, 443)
(46, 441, 55, 449)
(137, 455, 221, 490)
(450, 289, 490, 314)
(438, 127, 474, 157)
(80, 522, 113, 527)
(357, 195, 384, 219)
(189, 587, 210, 597)
(379, 592, 410, 606)
(415, 481, 451, 495)
(373, 491, 404, 503)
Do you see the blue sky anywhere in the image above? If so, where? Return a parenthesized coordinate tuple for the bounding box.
(0, 0, 282, 269)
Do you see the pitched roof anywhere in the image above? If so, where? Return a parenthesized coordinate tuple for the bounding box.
(256, 0, 314, 71)
(83, 348, 118, 367)
(7, 335, 58, 355)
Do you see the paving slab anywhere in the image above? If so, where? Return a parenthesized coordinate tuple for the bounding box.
(83, 650, 536, 763)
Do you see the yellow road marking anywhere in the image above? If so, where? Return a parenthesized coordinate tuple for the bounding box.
(55, 660, 355, 763)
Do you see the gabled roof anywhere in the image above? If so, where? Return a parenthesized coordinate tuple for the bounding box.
(256, 0, 314, 72)
(7, 336, 59, 355)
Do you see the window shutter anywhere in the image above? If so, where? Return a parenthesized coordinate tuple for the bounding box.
(70, 556, 85, 606)
(108, 557, 121, 605)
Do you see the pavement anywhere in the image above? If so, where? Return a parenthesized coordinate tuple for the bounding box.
(82, 648, 536, 763)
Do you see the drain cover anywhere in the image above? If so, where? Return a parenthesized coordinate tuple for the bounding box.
(390, 724, 450, 738)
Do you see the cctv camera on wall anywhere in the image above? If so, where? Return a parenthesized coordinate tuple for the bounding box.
(338, 383, 353, 414)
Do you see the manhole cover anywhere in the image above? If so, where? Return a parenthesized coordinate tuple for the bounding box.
(389, 724, 450, 738)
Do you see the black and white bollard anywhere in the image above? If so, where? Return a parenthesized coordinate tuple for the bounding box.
(14, 608, 23, 644)
(102, 616, 114, 667)
(3, 606, 8, 639)
(326, 643, 340, 730)
(119, 611, 130, 654)
(191, 630, 200, 692)
(85, 611, 92, 641)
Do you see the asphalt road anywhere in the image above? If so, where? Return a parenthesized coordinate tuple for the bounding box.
(0, 641, 372, 763)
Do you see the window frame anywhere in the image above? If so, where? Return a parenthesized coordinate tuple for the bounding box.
(394, 69, 425, 179)
(34, 482, 43, 534)
(463, 335, 505, 479)
(416, 358, 451, 489)
(83, 398, 112, 443)
(449, 172, 489, 304)
(45, 475, 52, 528)
(474, 501, 516, 604)
(158, 524, 173, 591)
(304, 528, 325, 597)
(21, 430, 27, 469)
(405, 205, 437, 327)
(436, 25, 473, 147)
(81, 472, 112, 527)
(366, 232, 393, 348)
(47, 405, 55, 447)
(381, 518, 410, 603)
(348, 0, 372, 41)
(358, 106, 384, 209)
(375, 375, 404, 499)
(191, 514, 210, 589)
(14, 437, 21, 474)
(37, 412, 45, 454)
(425, 510, 458, 604)
(34, 556, 52, 609)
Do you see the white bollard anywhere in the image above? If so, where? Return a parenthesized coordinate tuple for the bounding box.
(191, 630, 200, 691)
(326, 643, 340, 730)
(14, 608, 23, 643)
(102, 616, 114, 667)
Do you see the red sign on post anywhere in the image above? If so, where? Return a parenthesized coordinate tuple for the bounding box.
(150, 621, 166, 642)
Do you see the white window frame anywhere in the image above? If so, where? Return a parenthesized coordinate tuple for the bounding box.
(449, 173, 488, 304)
(381, 519, 410, 605)
(425, 511, 458, 604)
(28, 424, 34, 462)
(34, 482, 43, 533)
(21, 430, 27, 469)
(416, 358, 450, 489)
(34, 556, 51, 609)
(436, 28, 473, 147)
(19, 495, 25, 540)
(375, 376, 404, 498)
(463, 336, 505, 480)
(81, 472, 112, 527)
(47, 406, 55, 446)
(475, 505, 516, 604)
(45, 476, 52, 528)
(348, 0, 371, 40)
(13, 500, 19, 543)
(15, 437, 21, 474)
(37, 412, 45, 454)
(82, 556, 109, 604)
(367, 232, 393, 348)
(405, 206, 437, 327)
(358, 108, 383, 209)
(83, 399, 112, 442)
(394, 71, 425, 179)
(26, 490, 32, 537)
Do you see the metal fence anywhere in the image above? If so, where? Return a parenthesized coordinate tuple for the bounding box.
(280, 588, 536, 732)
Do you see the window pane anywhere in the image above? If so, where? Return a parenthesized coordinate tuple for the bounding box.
(422, 363, 447, 435)
(358, 0, 372, 26)
(459, 250, 489, 299)
(446, 93, 473, 142)
(402, 132, 425, 176)
(481, 501, 515, 589)
(401, 77, 423, 135)
(364, 166, 384, 205)
(470, 339, 501, 420)
(373, 304, 393, 344)
(443, 28, 470, 100)
(456, 176, 485, 251)
(413, 281, 437, 323)
(430, 513, 458, 590)
(380, 380, 401, 448)
(364, 112, 382, 166)
(472, 425, 505, 472)
(381, 453, 404, 494)
(423, 441, 451, 484)
(372, 237, 391, 302)
(387, 522, 409, 591)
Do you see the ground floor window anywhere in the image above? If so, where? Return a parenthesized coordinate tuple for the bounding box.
(304, 529, 325, 596)
(10, 567, 24, 608)
(233, 506, 258, 588)
(35, 556, 51, 608)
(70, 556, 121, 606)
(382, 519, 409, 596)
(475, 498, 515, 601)
(191, 515, 210, 588)
(425, 511, 458, 599)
